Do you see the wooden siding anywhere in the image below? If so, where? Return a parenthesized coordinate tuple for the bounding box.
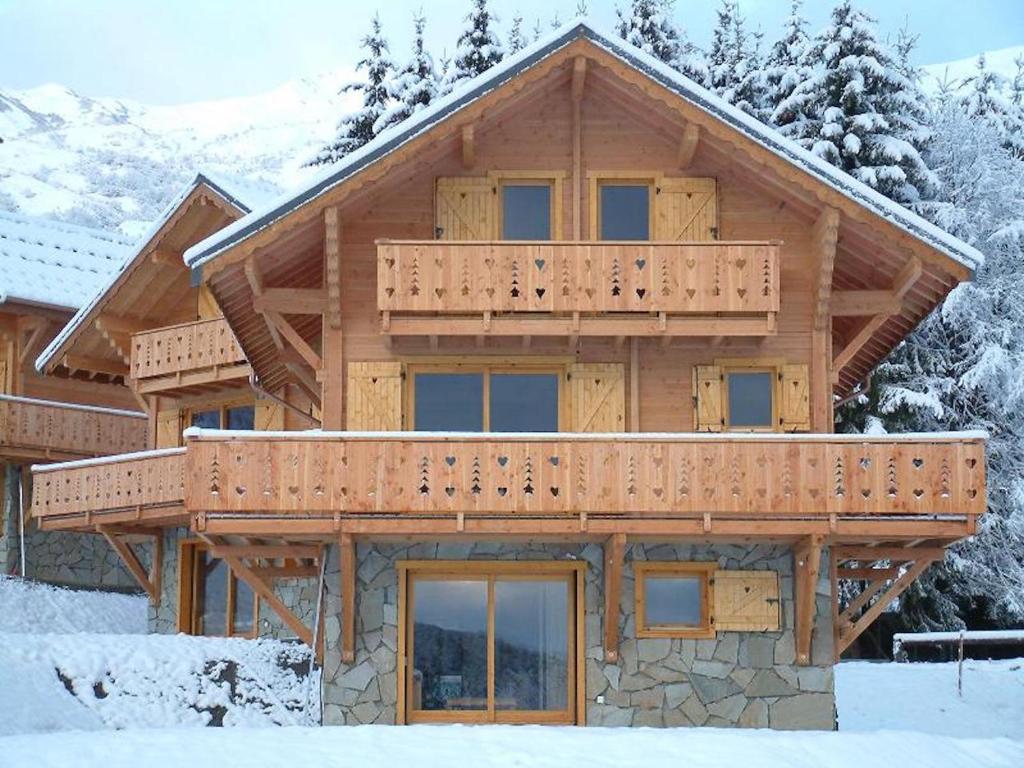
(181, 434, 985, 521)
(0, 394, 146, 461)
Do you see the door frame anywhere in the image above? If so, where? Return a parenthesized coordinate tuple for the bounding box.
(396, 559, 587, 725)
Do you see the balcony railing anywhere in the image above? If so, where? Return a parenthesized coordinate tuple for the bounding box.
(31, 448, 187, 528)
(0, 394, 147, 462)
(182, 432, 985, 527)
(130, 317, 249, 395)
(377, 240, 780, 337)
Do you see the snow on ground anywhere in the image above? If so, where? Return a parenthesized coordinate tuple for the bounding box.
(0, 576, 147, 634)
(0, 632, 317, 736)
(3, 724, 1022, 768)
(836, 658, 1024, 740)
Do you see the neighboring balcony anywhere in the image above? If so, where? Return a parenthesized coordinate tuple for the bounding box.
(130, 317, 251, 397)
(31, 447, 187, 530)
(180, 431, 985, 540)
(0, 394, 147, 463)
(377, 240, 780, 338)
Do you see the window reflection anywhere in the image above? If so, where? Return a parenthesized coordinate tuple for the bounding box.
(414, 373, 484, 431)
(502, 185, 551, 240)
(645, 576, 702, 627)
(490, 374, 559, 432)
(600, 184, 650, 240)
(727, 371, 773, 428)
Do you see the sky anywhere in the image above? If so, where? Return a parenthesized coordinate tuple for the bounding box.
(0, 0, 1021, 105)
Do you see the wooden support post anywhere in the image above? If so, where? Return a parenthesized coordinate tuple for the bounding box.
(149, 530, 163, 603)
(604, 533, 625, 663)
(99, 526, 158, 603)
(629, 336, 640, 431)
(324, 206, 343, 329)
(793, 535, 824, 666)
(571, 56, 586, 240)
(322, 207, 344, 430)
(677, 122, 700, 169)
(461, 125, 475, 169)
(340, 533, 356, 663)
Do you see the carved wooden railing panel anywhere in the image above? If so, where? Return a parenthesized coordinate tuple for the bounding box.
(377, 241, 780, 315)
(32, 449, 186, 519)
(185, 434, 985, 519)
(0, 395, 147, 459)
(130, 317, 245, 380)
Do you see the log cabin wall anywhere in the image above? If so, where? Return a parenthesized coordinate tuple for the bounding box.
(332, 78, 816, 432)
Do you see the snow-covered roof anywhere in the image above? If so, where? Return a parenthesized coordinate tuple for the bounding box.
(35, 171, 280, 373)
(184, 18, 984, 274)
(0, 209, 132, 311)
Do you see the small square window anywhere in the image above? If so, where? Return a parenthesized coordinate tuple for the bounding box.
(190, 409, 220, 429)
(226, 405, 255, 430)
(726, 371, 774, 429)
(502, 184, 551, 240)
(636, 563, 714, 638)
(600, 184, 650, 240)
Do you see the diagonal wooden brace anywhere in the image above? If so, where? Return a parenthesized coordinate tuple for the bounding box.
(98, 525, 162, 604)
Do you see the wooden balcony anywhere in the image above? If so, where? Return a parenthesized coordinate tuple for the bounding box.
(31, 448, 187, 530)
(377, 240, 780, 338)
(0, 394, 147, 463)
(129, 317, 250, 396)
(183, 431, 985, 541)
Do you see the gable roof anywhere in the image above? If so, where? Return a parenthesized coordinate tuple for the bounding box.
(184, 17, 983, 275)
(36, 171, 281, 374)
(0, 210, 132, 312)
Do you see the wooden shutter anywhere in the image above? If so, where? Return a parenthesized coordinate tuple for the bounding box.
(569, 363, 625, 432)
(197, 285, 222, 320)
(435, 177, 495, 240)
(156, 409, 182, 448)
(254, 399, 284, 431)
(713, 570, 780, 631)
(693, 365, 723, 432)
(779, 364, 811, 432)
(655, 177, 718, 241)
(347, 362, 403, 430)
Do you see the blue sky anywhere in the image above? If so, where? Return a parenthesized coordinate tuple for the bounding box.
(1, 0, 1021, 104)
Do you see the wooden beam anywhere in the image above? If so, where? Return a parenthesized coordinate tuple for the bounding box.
(677, 122, 700, 169)
(832, 313, 889, 379)
(831, 290, 902, 317)
(245, 256, 284, 351)
(99, 526, 158, 603)
(252, 288, 327, 315)
(95, 313, 149, 336)
(833, 546, 947, 562)
(340, 533, 356, 663)
(285, 361, 323, 407)
(603, 533, 625, 663)
(63, 354, 129, 378)
(324, 207, 342, 330)
(19, 320, 50, 365)
(220, 554, 313, 645)
(263, 310, 322, 371)
(571, 55, 587, 102)
(571, 58, 585, 240)
(892, 256, 923, 300)
(793, 535, 824, 666)
(210, 544, 322, 560)
(812, 207, 840, 330)
(149, 248, 180, 266)
(250, 565, 320, 580)
(461, 124, 475, 169)
(629, 336, 640, 431)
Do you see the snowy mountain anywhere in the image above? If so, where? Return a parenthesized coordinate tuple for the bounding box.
(0, 71, 359, 238)
(921, 45, 1024, 93)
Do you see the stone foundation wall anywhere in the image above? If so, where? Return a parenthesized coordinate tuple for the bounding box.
(317, 540, 835, 729)
(1, 464, 148, 591)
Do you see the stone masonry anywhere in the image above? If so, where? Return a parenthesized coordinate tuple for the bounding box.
(315, 540, 836, 729)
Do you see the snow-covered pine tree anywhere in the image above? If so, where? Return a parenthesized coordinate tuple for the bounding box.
(726, 25, 768, 119)
(308, 14, 394, 166)
(507, 15, 529, 54)
(614, 0, 705, 82)
(706, 0, 738, 93)
(840, 99, 1024, 630)
(956, 54, 1024, 158)
(374, 13, 437, 135)
(783, 0, 936, 203)
(764, 0, 813, 131)
(445, 0, 505, 93)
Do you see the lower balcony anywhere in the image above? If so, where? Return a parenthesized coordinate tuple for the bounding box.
(182, 431, 984, 540)
(0, 394, 147, 463)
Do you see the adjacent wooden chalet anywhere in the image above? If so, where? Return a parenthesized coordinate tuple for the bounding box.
(30, 22, 986, 729)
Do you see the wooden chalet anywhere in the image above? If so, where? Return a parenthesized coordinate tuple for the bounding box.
(28, 22, 986, 729)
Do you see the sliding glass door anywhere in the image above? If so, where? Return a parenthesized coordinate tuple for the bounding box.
(402, 563, 581, 724)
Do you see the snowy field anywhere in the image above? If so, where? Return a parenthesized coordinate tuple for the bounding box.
(0, 575, 147, 634)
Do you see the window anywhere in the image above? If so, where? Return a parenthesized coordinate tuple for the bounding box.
(400, 561, 583, 724)
(180, 542, 258, 638)
(501, 182, 552, 240)
(635, 562, 715, 639)
(599, 182, 651, 240)
(411, 364, 562, 432)
(189, 403, 255, 430)
(725, 370, 774, 429)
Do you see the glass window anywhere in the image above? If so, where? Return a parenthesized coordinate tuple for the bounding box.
(188, 546, 258, 638)
(232, 578, 256, 636)
(226, 405, 255, 430)
(502, 184, 551, 240)
(414, 373, 484, 431)
(600, 184, 650, 240)
(198, 553, 229, 636)
(636, 564, 712, 637)
(490, 373, 559, 432)
(412, 579, 488, 712)
(190, 409, 221, 429)
(727, 371, 774, 428)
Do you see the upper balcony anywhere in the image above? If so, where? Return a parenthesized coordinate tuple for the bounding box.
(377, 240, 780, 338)
(129, 317, 251, 397)
(0, 394, 147, 463)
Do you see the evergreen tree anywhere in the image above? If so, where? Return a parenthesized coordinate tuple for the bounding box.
(888, 24, 936, 202)
(764, 1, 813, 131)
(309, 14, 394, 166)
(706, 0, 738, 93)
(956, 55, 1024, 158)
(507, 15, 529, 54)
(445, 0, 505, 92)
(783, 1, 936, 203)
(614, 0, 705, 82)
(374, 13, 437, 135)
